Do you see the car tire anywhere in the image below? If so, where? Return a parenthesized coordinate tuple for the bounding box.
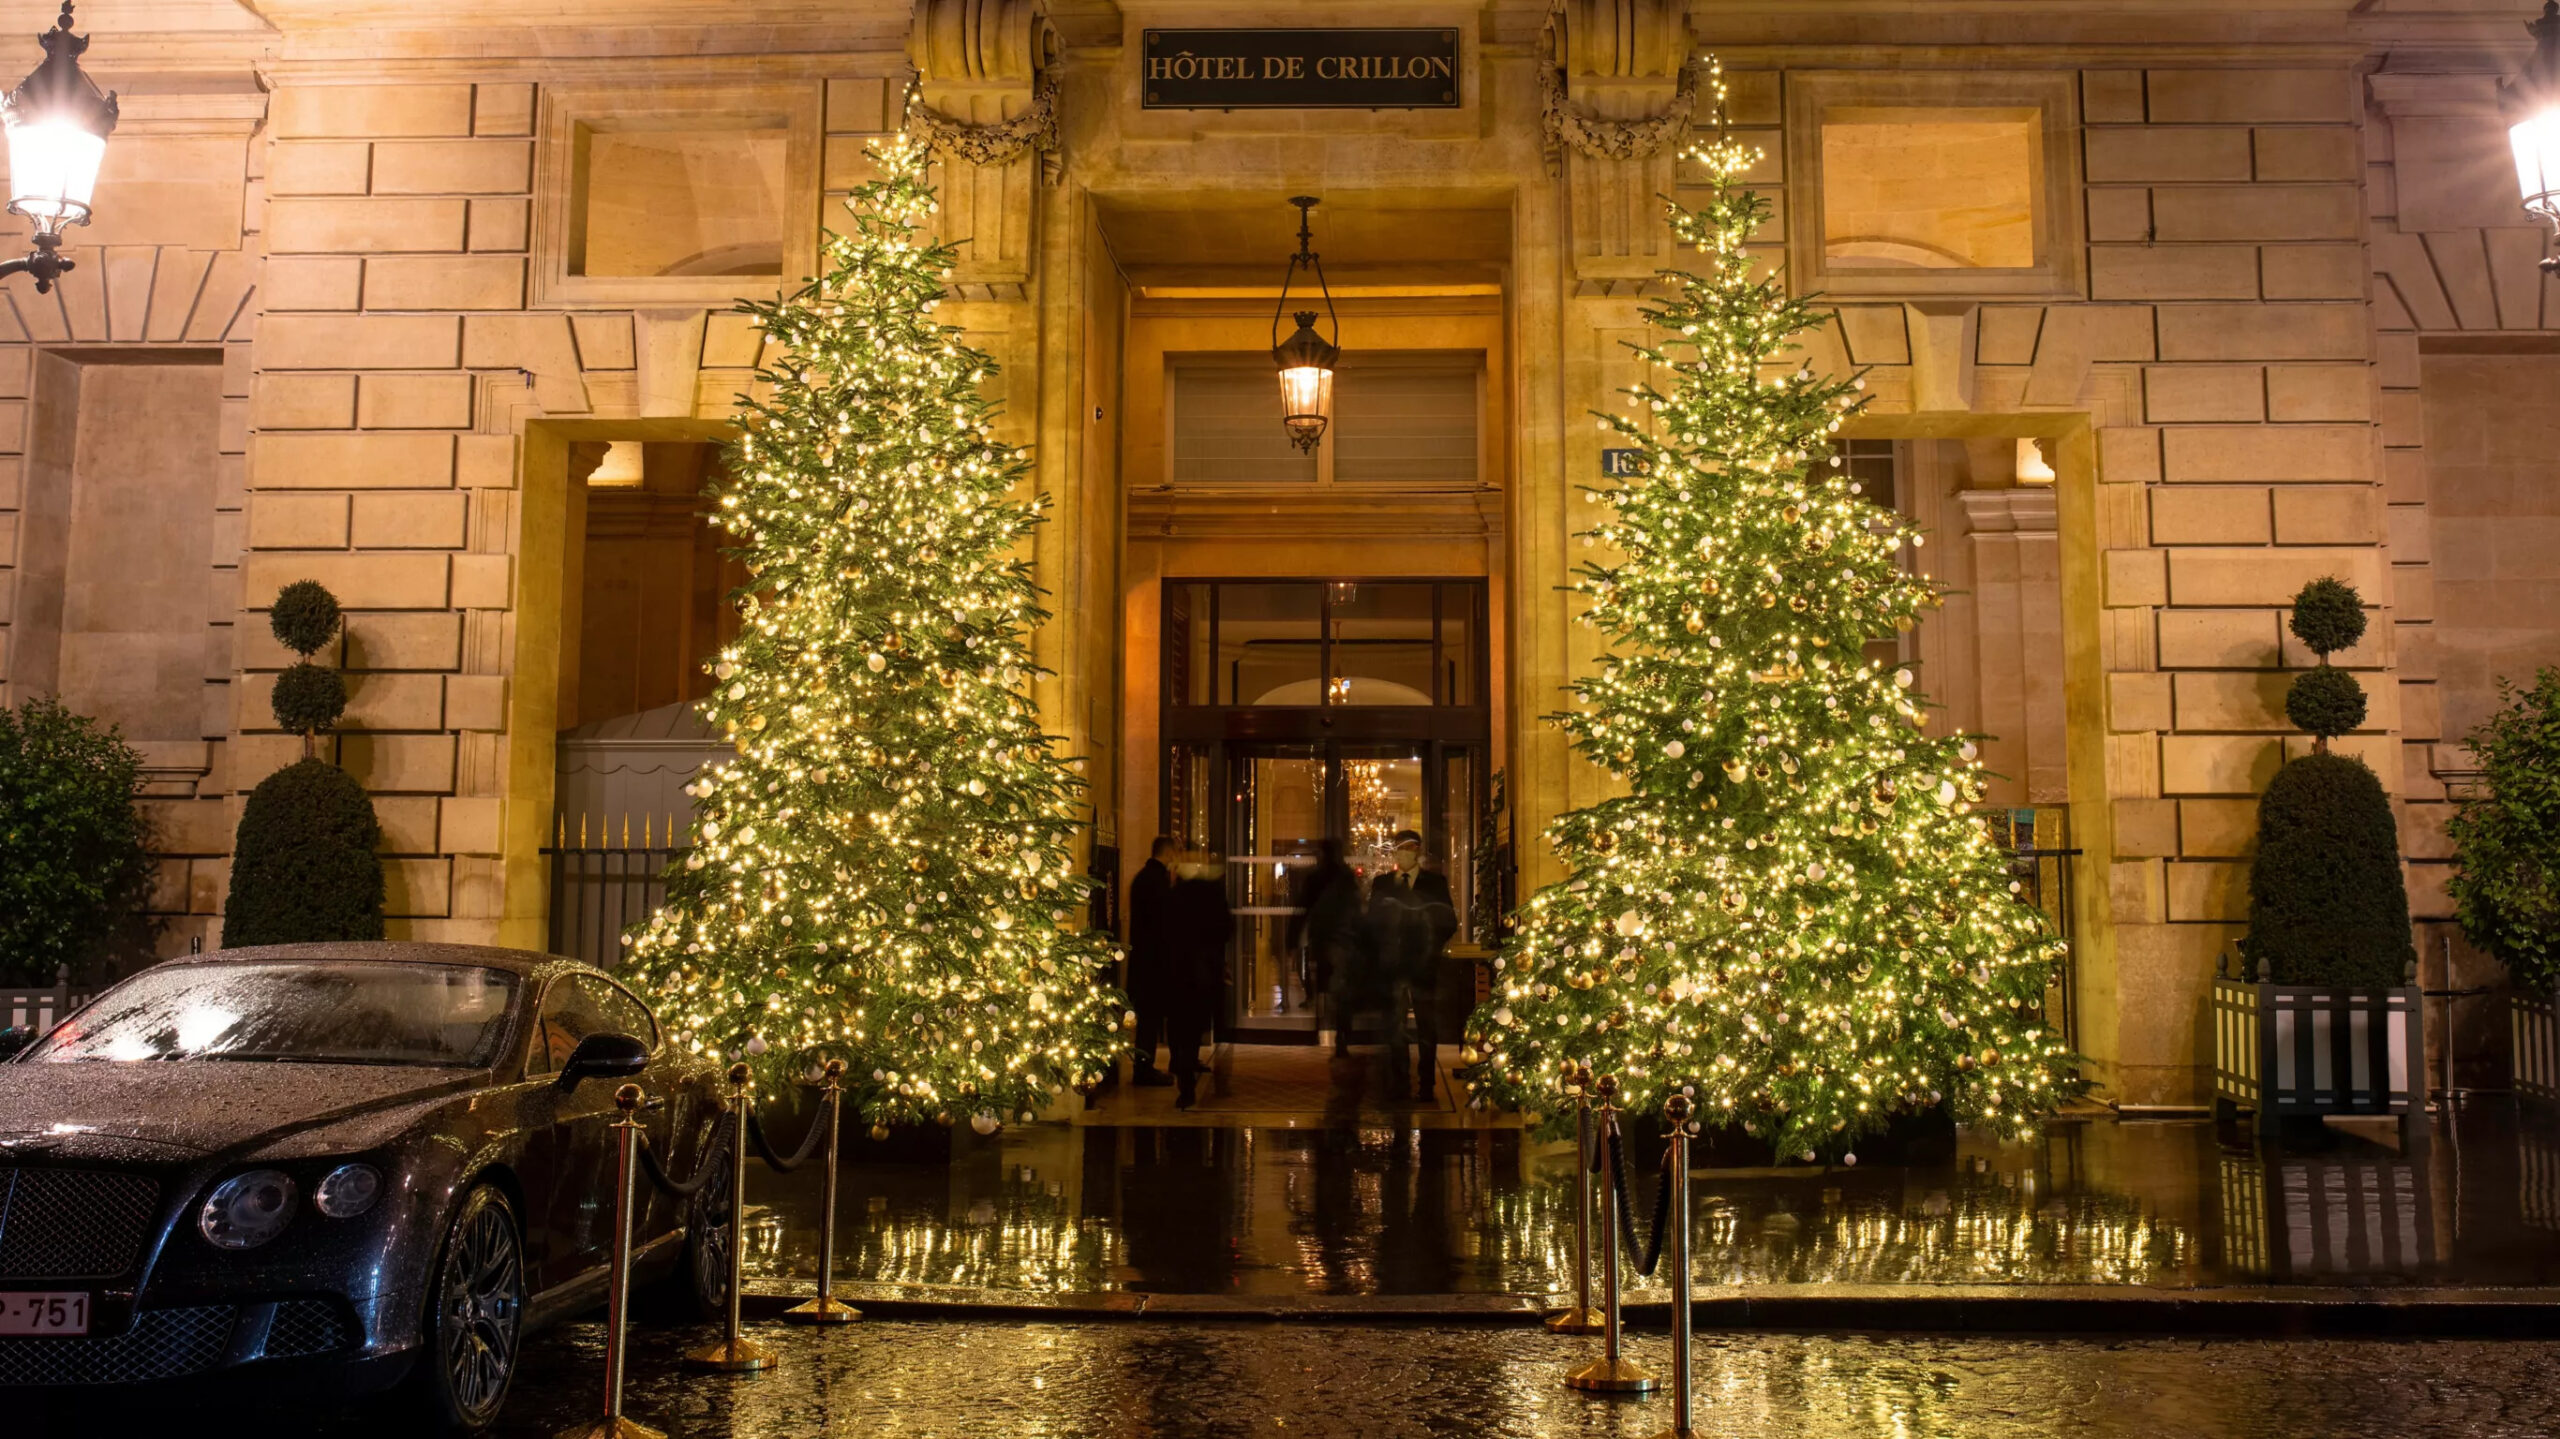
(670, 1128, 734, 1319)
(407, 1184, 526, 1434)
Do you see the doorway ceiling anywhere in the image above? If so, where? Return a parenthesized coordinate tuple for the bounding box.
(1095, 190, 1511, 295)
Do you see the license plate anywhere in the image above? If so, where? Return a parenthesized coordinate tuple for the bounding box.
(0, 1292, 88, 1336)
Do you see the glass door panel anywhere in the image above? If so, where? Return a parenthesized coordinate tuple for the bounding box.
(1227, 746, 1325, 1029)
(1327, 582, 1437, 706)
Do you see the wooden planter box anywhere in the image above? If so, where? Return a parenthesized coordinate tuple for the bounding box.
(2211, 978, 2422, 1138)
(2514, 992, 2560, 1106)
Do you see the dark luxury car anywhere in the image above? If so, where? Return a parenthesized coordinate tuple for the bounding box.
(0, 942, 730, 1430)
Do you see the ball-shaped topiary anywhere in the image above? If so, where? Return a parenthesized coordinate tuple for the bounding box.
(2289, 576, 2367, 660)
(2240, 753, 2414, 987)
(2285, 663, 2367, 740)
(222, 758, 385, 946)
(270, 580, 343, 659)
(2447, 668, 2560, 994)
(270, 661, 348, 737)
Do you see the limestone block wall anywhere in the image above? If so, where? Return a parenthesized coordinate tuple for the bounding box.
(0, 73, 265, 963)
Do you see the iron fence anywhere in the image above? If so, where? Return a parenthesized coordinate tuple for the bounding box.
(545, 812, 686, 971)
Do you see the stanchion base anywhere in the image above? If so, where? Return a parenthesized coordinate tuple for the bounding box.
(1565, 1356, 1659, 1393)
(554, 1418, 667, 1439)
(681, 1335, 779, 1372)
(1544, 1304, 1604, 1335)
(781, 1295, 862, 1325)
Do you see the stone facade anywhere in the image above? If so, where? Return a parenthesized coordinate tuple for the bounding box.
(0, 0, 2551, 1105)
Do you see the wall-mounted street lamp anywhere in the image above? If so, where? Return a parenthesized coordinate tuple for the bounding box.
(2505, 1, 2560, 271)
(1, 3, 114, 293)
(1272, 196, 1339, 453)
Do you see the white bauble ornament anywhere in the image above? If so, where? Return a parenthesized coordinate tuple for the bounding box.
(970, 1113, 1000, 1135)
(1665, 739, 1687, 759)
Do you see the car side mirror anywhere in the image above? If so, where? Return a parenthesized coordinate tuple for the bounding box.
(557, 1032, 649, 1087)
(0, 1027, 31, 1062)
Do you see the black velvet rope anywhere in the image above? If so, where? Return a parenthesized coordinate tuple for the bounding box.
(747, 1091, 837, 1174)
(1606, 1121, 1675, 1278)
(637, 1111, 733, 1200)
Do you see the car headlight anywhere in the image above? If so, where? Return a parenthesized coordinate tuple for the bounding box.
(199, 1170, 297, 1250)
(314, 1162, 382, 1219)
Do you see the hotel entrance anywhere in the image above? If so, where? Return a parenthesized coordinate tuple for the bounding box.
(1161, 579, 1493, 1044)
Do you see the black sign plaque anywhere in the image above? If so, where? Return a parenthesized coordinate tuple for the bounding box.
(1141, 29, 1460, 110)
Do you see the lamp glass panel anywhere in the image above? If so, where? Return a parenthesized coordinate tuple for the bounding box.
(1277, 364, 1333, 426)
(2513, 110, 2560, 220)
(5, 119, 104, 222)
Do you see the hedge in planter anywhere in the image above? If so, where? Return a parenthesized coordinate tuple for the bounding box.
(224, 580, 385, 946)
(2238, 576, 2414, 988)
(2446, 667, 2560, 994)
(0, 696, 149, 984)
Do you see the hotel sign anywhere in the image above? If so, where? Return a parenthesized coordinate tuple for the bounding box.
(1141, 29, 1460, 110)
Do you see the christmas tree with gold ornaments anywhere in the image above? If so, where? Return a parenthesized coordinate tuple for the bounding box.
(1464, 75, 2072, 1159)
(624, 132, 1123, 1132)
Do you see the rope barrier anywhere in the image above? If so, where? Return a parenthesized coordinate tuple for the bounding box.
(746, 1099, 833, 1175)
(635, 1111, 734, 1200)
(1605, 1120, 1675, 1278)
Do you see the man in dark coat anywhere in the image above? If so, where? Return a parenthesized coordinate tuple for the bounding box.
(1366, 829, 1458, 1101)
(1288, 838, 1365, 1056)
(1164, 853, 1233, 1110)
(1125, 836, 1178, 1087)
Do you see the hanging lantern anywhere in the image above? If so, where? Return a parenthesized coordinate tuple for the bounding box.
(1271, 195, 1340, 453)
(2504, 1, 2560, 271)
(0, 2, 115, 294)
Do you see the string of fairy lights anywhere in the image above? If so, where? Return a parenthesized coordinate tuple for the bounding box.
(623, 131, 1122, 1132)
(1463, 63, 2071, 1160)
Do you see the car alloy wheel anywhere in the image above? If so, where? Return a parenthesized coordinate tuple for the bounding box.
(434, 1186, 524, 1429)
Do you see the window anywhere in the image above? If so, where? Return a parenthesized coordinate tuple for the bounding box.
(574, 125, 787, 278)
(1166, 580, 1486, 708)
(1789, 73, 2082, 300)
(532, 82, 820, 307)
(527, 973, 656, 1075)
(1167, 352, 1481, 487)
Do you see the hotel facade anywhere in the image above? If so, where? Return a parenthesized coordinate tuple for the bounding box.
(6, 0, 2554, 1108)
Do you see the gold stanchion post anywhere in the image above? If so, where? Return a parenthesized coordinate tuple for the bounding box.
(1565, 1074, 1656, 1393)
(684, 1063, 779, 1373)
(1647, 1093, 1699, 1439)
(556, 1084, 664, 1439)
(1546, 1059, 1602, 1334)
(783, 1058, 859, 1324)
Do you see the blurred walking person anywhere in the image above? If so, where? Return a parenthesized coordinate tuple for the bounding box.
(1288, 838, 1365, 1058)
(1366, 830, 1457, 1101)
(1165, 851, 1233, 1110)
(1125, 836, 1178, 1087)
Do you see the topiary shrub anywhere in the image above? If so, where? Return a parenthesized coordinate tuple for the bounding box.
(2446, 668, 2560, 994)
(2240, 577, 2414, 987)
(224, 581, 384, 946)
(0, 697, 149, 984)
(222, 759, 384, 947)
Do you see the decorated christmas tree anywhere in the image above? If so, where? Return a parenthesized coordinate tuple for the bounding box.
(624, 132, 1122, 1131)
(1466, 81, 2072, 1159)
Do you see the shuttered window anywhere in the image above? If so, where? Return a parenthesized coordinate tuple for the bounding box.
(1169, 357, 1315, 485)
(1333, 359, 1479, 487)
(1168, 352, 1480, 487)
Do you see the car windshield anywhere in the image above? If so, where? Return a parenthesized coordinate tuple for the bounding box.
(23, 962, 520, 1068)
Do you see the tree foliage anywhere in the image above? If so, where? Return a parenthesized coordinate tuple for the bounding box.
(2240, 753, 2413, 986)
(622, 132, 1121, 1126)
(222, 759, 386, 947)
(2447, 668, 2560, 993)
(1463, 79, 2071, 1158)
(0, 696, 148, 984)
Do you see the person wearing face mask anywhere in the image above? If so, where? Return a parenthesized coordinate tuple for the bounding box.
(1365, 829, 1457, 1101)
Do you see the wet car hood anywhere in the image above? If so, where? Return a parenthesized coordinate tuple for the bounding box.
(0, 1061, 486, 1162)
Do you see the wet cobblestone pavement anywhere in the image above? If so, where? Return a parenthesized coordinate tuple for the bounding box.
(465, 1321, 2560, 1438)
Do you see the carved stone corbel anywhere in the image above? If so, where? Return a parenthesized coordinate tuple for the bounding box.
(907, 0, 1058, 299)
(1544, 0, 1698, 291)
